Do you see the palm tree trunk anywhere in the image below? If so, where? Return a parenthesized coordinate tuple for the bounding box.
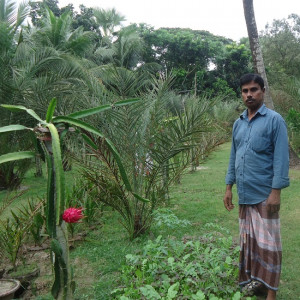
(242, 0, 274, 110)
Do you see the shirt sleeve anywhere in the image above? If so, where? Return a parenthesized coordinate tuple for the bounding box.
(272, 117, 290, 189)
(225, 125, 237, 185)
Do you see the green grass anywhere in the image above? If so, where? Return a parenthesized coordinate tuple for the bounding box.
(0, 167, 48, 219)
(1, 143, 299, 299)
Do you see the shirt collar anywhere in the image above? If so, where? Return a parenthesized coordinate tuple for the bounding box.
(240, 103, 267, 119)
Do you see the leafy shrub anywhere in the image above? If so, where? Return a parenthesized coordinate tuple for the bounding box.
(112, 224, 248, 299)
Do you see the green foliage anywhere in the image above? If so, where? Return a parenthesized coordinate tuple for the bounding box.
(213, 43, 252, 96)
(262, 14, 300, 78)
(0, 132, 34, 190)
(93, 7, 125, 38)
(210, 100, 241, 135)
(17, 198, 46, 245)
(152, 208, 191, 229)
(286, 108, 300, 132)
(112, 224, 242, 299)
(0, 187, 44, 268)
(29, 0, 62, 26)
(286, 108, 300, 153)
(0, 217, 26, 268)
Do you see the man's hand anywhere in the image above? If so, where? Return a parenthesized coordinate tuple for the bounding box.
(223, 185, 235, 211)
(266, 189, 281, 213)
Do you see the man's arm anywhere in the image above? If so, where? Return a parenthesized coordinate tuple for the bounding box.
(266, 189, 281, 213)
(272, 117, 289, 190)
(223, 184, 235, 211)
(224, 127, 237, 211)
(268, 117, 290, 213)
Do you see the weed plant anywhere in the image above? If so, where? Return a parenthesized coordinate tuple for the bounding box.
(112, 223, 247, 299)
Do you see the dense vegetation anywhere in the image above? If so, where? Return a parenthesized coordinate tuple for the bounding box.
(1, 0, 300, 298)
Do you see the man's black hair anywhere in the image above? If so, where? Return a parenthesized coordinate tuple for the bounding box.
(240, 73, 264, 90)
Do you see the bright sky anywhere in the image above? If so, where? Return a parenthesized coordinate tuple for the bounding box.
(58, 0, 300, 41)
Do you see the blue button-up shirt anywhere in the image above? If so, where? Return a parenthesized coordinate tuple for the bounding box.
(225, 104, 289, 205)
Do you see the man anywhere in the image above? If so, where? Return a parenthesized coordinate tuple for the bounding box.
(223, 73, 289, 300)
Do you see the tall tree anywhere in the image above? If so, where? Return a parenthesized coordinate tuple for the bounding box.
(261, 14, 300, 79)
(242, 0, 274, 109)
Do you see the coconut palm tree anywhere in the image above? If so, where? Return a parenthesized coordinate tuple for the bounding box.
(93, 7, 125, 39)
(28, 8, 93, 57)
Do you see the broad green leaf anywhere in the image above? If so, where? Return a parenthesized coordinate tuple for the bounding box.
(47, 124, 65, 225)
(132, 192, 150, 203)
(46, 98, 57, 123)
(192, 290, 205, 300)
(139, 285, 161, 299)
(232, 292, 242, 300)
(0, 124, 30, 133)
(67, 104, 111, 119)
(167, 282, 179, 299)
(1, 104, 45, 124)
(114, 98, 140, 106)
(0, 151, 35, 164)
(52, 116, 132, 191)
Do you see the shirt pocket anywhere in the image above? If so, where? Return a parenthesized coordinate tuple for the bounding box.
(251, 135, 272, 153)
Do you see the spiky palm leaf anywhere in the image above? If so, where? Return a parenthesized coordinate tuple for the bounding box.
(0, 0, 29, 31)
(93, 7, 125, 38)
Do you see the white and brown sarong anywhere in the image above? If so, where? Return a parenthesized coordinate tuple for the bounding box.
(239, 200, 282, 291)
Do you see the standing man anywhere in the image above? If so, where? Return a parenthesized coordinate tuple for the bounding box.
(223, 73, 289, 300)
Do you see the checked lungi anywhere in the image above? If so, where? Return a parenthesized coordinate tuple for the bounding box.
(239, 200, 282, 291)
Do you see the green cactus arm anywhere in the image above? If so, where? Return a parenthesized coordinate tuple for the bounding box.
(47, 124, 65, 225)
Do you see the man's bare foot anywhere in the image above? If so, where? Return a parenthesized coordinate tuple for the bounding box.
(266, 289, 276, 300)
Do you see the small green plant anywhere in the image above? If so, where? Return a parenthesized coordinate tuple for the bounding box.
(17, 198, 46, 246)
(0, 198, 45, 268)
(0, 190, 26, 216)
(0, 217, 27, 269)
(152, 208, 192, 229)
(112, 225, 247, 299)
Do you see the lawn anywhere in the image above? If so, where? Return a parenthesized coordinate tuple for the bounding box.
(1, 142, 299, 299)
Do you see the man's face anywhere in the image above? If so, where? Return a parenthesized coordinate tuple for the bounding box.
(241, 81, 265, 112)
